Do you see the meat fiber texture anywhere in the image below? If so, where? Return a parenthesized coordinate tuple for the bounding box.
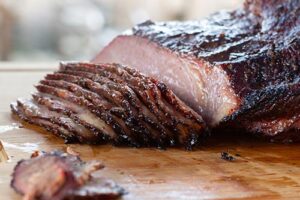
(11, 62, 207, 150)
(11, 151, 125, 200)
(94, 0, 300, 142)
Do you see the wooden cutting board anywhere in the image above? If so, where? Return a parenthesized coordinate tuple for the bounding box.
(0, 63, 300, 200)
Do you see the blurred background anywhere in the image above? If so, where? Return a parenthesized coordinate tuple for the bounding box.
(0, 0, 243, 62)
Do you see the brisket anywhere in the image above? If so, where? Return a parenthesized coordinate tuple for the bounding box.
(94, 0, 300, 141)
(11, 62, 207, 149)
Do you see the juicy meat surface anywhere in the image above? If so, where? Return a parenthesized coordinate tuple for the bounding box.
(11, 151, 125, 200)
(94, 0, 300, 141)
(11, 62, 207, 149)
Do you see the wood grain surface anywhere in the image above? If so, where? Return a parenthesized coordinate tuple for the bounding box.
(0, 63, 300, 200)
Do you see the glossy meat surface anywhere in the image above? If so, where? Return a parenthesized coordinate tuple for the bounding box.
(130, 0, 300, 97)
(95, 0, 300, 141)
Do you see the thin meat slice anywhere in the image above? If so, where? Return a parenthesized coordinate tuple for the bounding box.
(12, 98, 98, 144)
(11, 151, 125, 200)
(11, 101, 76, 143)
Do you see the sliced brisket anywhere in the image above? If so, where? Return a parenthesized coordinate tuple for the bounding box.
(95, 0, 300, 141)
(11, 62, 207, 149)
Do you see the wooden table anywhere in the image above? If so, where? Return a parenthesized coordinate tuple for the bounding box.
(0, 63, 300, 200)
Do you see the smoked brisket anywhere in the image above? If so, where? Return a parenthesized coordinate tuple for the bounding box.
(11, 62, 207, 149)
(95, 0, 300, 141)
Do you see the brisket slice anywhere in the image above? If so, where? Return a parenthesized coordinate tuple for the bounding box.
(11, 151, 125, 200)
(11, 101, 78, 143)
(95, 0, 300, 141)
(11, 62, 206, 149)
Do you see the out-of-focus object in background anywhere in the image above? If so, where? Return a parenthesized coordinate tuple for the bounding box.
(0, 2, 14, 61)
(0, 0, 243, 62)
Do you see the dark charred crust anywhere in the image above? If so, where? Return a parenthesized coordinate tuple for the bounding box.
(124, 0, 300, 141)
(132, 0, 300, 100)
(227, 81, 300, 122)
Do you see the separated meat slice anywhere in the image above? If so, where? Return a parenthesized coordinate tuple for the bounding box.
(11, 151, 125, 200)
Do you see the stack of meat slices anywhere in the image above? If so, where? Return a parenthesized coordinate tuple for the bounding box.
(11, 62, 207, 150)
